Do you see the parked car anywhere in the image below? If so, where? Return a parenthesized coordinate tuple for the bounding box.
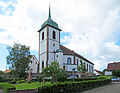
(68, 76, 77, 79)
(111, 77, 119, 82)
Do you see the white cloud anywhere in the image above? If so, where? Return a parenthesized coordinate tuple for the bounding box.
(0, 0, 120, 71)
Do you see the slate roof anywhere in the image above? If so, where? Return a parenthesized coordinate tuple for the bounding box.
(60, 45, 94, 65)
(107, 62, 120, 71)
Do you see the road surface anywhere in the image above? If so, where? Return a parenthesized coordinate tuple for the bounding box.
(81, 82, 120, 93)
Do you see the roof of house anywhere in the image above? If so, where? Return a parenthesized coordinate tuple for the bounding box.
(60, 45, 94, 65)
(94, 69, 103, 75)
(107, 62, 120, 71)
(4, 69, 11, 73)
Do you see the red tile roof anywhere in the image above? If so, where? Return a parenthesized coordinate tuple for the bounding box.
(4, 69, 11, 73)
(107, 62, 120, 71)
(94, 69, 103, 75)
(60, 45, 94, 65)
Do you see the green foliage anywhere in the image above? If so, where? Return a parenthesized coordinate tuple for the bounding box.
(112, 69, 120, 77)
(67, 77, 97, 82)
(0, 70, 4, 75)
(0, 82, 15, 93)
(27, 80, 31, 83)
(38, 76, 43, 83)
(56, 73, 67, 82)
(38, 79, 111, 93)
(7, 43, 31, 78)
(102, 69, 107, 75)
(42, 61, 65, 82)
(11, 79, 16, 84)
(77, 60, 87, 73)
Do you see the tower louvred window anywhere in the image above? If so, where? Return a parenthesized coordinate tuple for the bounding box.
(42, 32, 44, 40)
(53, 31, 56, 39)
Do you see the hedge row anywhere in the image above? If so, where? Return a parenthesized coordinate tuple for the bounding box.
(0, 82, 15, 93)
(38, 79, 111, 93)
(67, 77, 97, 82)
(0, 78, 25, 82)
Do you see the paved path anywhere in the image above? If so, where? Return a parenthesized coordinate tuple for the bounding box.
(81, 82, 120, 93)
(0, 89, 4, 93)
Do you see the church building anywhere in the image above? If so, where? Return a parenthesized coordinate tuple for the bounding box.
(38, 7, 94, 75)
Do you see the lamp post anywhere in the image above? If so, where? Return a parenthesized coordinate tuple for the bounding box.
(53, 50, 56, 62)
(72, 68, 76, 82)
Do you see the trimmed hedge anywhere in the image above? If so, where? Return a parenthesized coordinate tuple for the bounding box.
(0, 78, 26, 82)
(67, 77, 97, 82)
(38, 79, 111, 93)
(0, 82, 15, 93)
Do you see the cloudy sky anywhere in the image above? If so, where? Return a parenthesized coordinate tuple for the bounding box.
(0, 0, 120, 71)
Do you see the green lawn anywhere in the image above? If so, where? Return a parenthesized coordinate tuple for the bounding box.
(0, 82, 15, 93)
(98, 75, 113, 79)
(15, 82, 51, 90)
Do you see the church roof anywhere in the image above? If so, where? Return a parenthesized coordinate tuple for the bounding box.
(60, 45, 94, 65)
(41, 6, 59, 29)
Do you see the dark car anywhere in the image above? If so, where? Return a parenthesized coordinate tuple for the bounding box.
(111, 77, 119, 82)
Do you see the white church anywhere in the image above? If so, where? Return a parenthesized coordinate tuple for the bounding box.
(36, 7, 94, 76)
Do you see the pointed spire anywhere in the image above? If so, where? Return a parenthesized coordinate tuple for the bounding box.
(48, 3, 51, 20)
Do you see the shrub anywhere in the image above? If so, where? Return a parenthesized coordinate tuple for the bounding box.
(38, 76, 43, 83)
(38, 79, 111, 93)
(67, 77, 97, 82)
(57, 73, 67, 82)
(19, 80, 26, 83)
(11, 79, 16, 84)
(27, 80, 31, 83)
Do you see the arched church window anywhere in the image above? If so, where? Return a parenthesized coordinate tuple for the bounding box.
(42, 32, 44, 40)
(53, 31, 56, 39)
(42, 61, 44, 69)
(67, 57, 71, 64)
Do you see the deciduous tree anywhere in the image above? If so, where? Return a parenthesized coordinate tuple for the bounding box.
(42, 61, 65, 82)
(7, 43, 31, 78)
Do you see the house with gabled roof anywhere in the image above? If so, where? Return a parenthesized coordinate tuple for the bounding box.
(105, 62, 120, 75)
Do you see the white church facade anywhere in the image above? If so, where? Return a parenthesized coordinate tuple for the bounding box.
(38, 8, 94, 75)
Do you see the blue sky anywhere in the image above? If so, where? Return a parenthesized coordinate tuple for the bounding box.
(0, 0, 120, 71)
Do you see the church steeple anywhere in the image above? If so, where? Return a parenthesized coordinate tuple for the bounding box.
(48, 5, 51, 20)
(41, 5, 59, 29)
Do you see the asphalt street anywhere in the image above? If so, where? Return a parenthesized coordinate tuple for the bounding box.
(81, 82, 120, 93)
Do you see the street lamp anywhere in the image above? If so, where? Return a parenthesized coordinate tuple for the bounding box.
(53, 50, 56, 62)
(72, 68, 76, 82)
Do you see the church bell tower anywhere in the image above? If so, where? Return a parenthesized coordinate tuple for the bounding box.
(38, 6, 62, 73)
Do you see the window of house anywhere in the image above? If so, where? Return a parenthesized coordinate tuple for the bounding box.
(33, 57, 34, 60)
(57, 55, 58, 57)
(42, 32, 44, 40)
(67, 57, 71, 64)
(42, 61, 44, 69)
(53, 31, 56, 39)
